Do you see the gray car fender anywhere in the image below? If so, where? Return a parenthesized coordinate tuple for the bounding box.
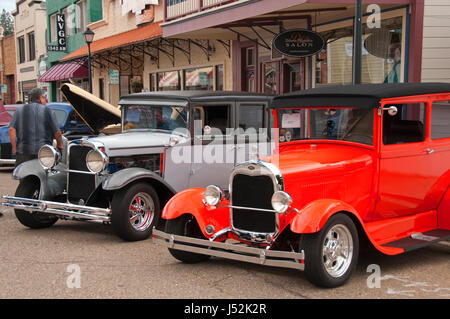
(102, 167, 176, 194)
(12, 159, 66, 200)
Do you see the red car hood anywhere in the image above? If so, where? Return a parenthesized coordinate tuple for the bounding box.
(264, 142, 375, 180)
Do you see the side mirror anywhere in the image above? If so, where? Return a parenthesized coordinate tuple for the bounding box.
(70, 120, 77, 126)
(382, 106, 398, 116)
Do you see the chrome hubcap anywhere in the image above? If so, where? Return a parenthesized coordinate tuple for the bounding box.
(322, 224, 353, 278)
(128, 192, 154, 232)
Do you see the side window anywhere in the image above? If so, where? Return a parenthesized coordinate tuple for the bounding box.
(198, 105, 230, 135)
(383, 103, 426, 145)
(431, 101, 450, 140)
(238, 105, 264, 131)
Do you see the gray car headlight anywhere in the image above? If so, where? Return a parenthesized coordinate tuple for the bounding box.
(204, 185, 223, 206)
(86, 149, 108, 173)
(38, 145, 60, 169)
(271, 191, 292, 214)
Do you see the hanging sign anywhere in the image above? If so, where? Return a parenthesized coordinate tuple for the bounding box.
(47, 14, 66, 52)
(272, 29, 325, 58)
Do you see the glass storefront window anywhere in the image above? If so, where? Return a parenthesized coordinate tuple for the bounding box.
(184, 67, 213, 91)
(158, 71, 181, 91)
(318, 16, 404, 85)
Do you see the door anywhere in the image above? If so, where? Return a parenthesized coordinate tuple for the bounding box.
(282, 60, 305, 93)
(372, 102, 436, 220)
(188, 103, 236, 189)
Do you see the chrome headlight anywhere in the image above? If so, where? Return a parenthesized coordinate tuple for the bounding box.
(38, 145, 60, 169)
(204, 185, 223, 206)
(86, 149, 108, 173)
(271, 191, 292, 214)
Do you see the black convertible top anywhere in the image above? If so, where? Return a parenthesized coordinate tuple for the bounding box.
(271, 82, 450, 109)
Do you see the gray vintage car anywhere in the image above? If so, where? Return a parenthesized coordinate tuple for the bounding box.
(2, 85, 273, 241)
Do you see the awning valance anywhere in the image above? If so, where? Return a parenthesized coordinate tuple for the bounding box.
(38, 59, 88, 82)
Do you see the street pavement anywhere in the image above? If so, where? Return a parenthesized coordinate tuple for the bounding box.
(0, 166, 449, 300)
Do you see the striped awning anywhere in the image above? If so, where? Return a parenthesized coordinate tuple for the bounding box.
(38, 59, 88, 82)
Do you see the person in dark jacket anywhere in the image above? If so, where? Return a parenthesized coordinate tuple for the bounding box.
(8, 88, 63, 167)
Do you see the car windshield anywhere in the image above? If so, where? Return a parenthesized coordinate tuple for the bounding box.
(51, 109, 67, 127)
(122, 105, 188, 132)
(277, 107, 374, 145)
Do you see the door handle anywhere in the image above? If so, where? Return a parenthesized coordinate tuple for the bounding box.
(426, 148, 435, 154)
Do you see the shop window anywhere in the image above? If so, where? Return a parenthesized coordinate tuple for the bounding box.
(383, 103, 426, 145)
(157, 71, 181, 91)
(184, 67, 213, 91)
(431, 101, 450, 140)
(319, 16, 404, 84)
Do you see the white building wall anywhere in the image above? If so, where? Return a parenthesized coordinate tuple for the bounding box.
(422, 0, 450, 82)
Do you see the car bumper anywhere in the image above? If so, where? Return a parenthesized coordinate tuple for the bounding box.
(1, 195, 111, 221)
(152, 229, 305, 271)
(0, 158, 15, 165)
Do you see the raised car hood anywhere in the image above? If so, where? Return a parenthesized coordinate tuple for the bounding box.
(60, 83, 121, 133)
(88, 131, 173, 157)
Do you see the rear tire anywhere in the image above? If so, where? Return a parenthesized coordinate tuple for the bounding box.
(300, 213, 359, 288)
(14, 180, 58, 229)
(165, 214, 211, 264)
(111, 182, 160, 242)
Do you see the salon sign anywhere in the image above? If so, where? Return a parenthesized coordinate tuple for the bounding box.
(272, 29, 324, 58)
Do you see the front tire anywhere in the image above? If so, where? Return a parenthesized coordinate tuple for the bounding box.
(165, 214, 211, 263)
(300, 213, 359, 288)
(111, 182, 160, 241)
(14, 180, 58, 229)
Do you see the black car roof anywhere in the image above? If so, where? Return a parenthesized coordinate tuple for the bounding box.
(119, 90, 273, 105)
(271, 82, 450, 109)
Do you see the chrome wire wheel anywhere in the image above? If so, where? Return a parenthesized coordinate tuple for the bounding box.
(321, 224, 354, 278)
(128, 192, 155, 232)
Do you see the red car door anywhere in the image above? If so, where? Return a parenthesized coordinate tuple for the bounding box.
(371, 101, 437, 220)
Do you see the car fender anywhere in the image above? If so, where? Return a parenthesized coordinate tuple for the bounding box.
(12, 159, 66, 200)
(290, 199, 362, 234)
(102, 167, 176, 194)
(162, 187, 231, 238)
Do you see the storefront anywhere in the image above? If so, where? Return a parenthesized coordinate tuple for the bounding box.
(161, 1, 420, 95)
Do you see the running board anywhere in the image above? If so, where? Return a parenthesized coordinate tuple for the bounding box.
(382, 229, 450, 252)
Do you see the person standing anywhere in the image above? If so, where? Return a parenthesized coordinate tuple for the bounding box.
(8, 88, 63, 167)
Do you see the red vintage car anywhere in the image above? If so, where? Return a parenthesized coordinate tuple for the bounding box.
(153, 83, 450, 288)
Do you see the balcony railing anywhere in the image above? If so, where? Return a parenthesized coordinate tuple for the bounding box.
(164, 0, 239, 21)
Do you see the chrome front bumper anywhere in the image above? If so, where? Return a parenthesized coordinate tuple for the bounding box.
(0, 159, 15, 165)
(1, 196, 111, 222)
(152, 229, 305, 271)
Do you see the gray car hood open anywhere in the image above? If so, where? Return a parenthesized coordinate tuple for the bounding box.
(88, 131, 175, 157)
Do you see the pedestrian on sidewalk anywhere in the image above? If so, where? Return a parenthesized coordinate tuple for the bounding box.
(8, 88, 63, 167)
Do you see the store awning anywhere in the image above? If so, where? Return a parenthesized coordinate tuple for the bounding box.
(38, 59, 88, 82)
(60, 22, 162, 62)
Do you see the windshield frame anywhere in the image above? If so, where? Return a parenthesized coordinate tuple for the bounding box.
(274, 106, 375, 147)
